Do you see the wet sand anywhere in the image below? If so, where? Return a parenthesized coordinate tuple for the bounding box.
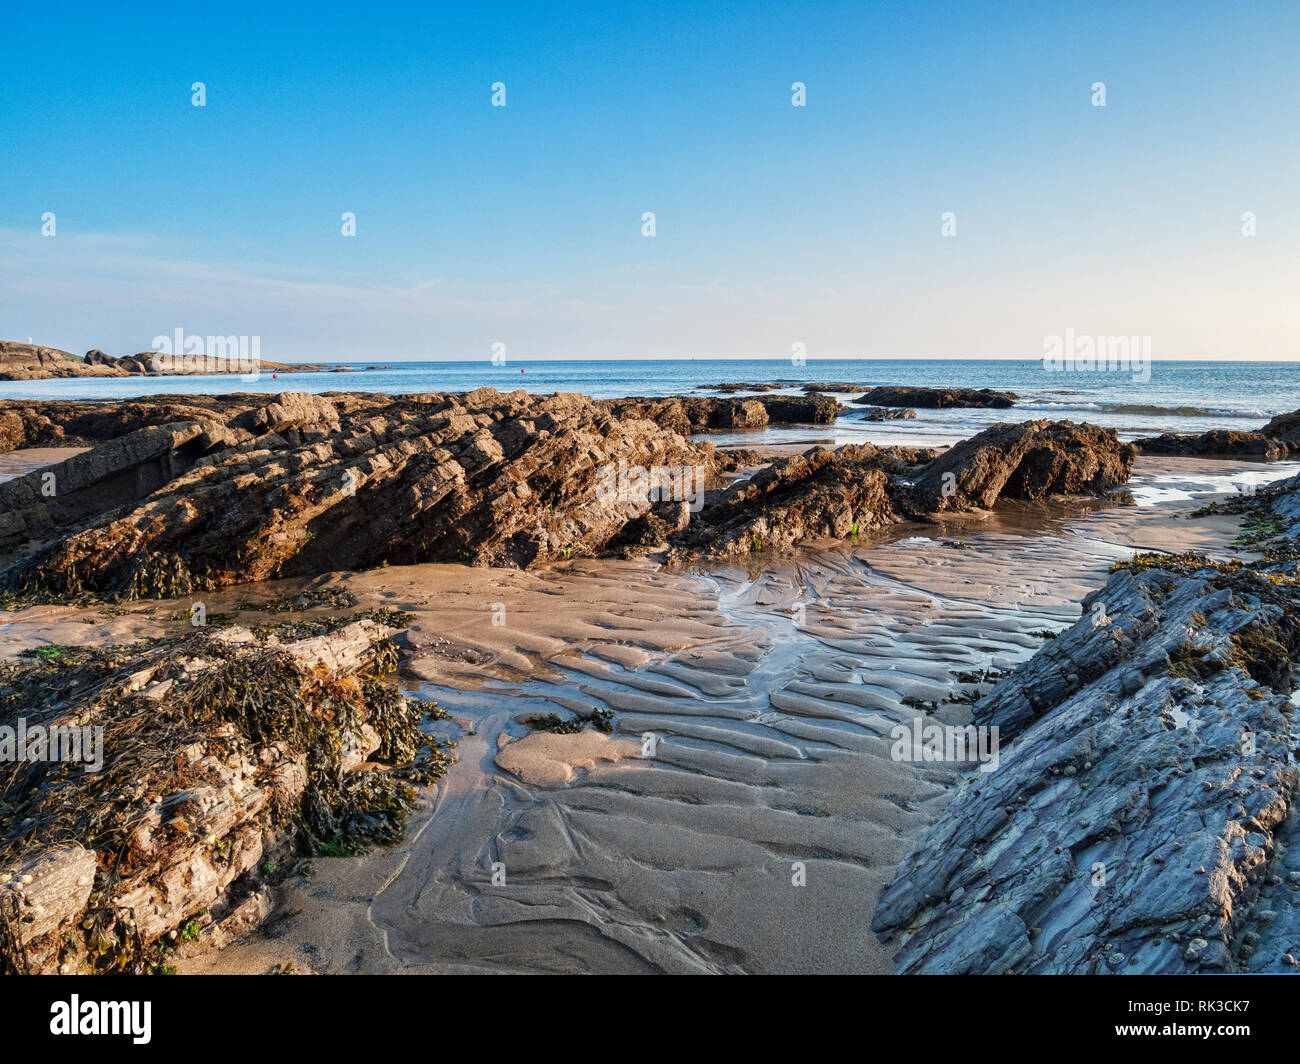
(0, 455, 1291, 973)
(0, 446, 87, 483)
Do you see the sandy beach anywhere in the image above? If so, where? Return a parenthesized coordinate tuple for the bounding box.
(1, 453, 1281, 974)
(10, 6, 1300, 1041)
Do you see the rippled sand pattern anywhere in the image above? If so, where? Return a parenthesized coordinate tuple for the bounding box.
(171, 469, 1251, 974)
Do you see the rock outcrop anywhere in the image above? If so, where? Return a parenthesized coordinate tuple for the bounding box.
(0, 400, 1143, 597)
(601, 394, 838, 433)
(1136, 430, 1286, 461)
(0, 394, 264, 452)
(670, 420, 1134, 560)
(1137, 408, 1300, 461)
(854, 386, 1017, 409)
(0, 340, 331, 381)
(0, 389, 719, 598)
(0, 617, 453, 973)
(1262, 410, 1300, 451)
(667, 444, 922, 558)
(908, 420, 1137, 513)
(873, 477, 1300, 974)
(0, 343, 110, 380)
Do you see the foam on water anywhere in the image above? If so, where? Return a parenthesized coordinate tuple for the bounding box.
(1125, 463, 1300, 506)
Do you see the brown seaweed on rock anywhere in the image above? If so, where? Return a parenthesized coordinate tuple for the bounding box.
(0, 618, 454, 974)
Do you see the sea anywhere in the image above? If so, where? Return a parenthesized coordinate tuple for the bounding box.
(3, 358, 1298, 449)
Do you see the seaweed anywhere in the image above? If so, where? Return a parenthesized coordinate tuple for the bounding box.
(0, 548, 213, 608)
(528, 707, 616, 735)
(240, 586, 358, 614)
(0, 616, 454, 973)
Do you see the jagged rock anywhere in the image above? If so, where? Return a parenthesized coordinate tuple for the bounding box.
(601, 394, 837, 432)
(854, 385, 1017, 408)
(1137, 430, 1286, 461)
(0, 422, 215, 549)
(0, 389, 718, 598)
(239, 393, 340, 434)
(760, 394, 838, 424)
(863, 407, 917, 421)
(0, 386, 1139, 595)
(1135, 408, 1300, 462)
(666, 419, 1132, 560)
(668, 444, 924, 559)
(1261, 410, 1300, 450)
(0, 395, 262, 453)
(711, 399, 768, 429)
(0, 618, 447, 973)
(668, 419, 1134, 561)
(873, 476, 1300, 975)
(908, 420, 1136, 513)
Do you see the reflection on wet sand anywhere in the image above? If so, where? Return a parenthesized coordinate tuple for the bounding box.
(161, 459, 1270, 973)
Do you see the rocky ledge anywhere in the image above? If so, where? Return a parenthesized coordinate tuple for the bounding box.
(0, 614, 454, 973)
(872, 477, 1300, 974)
(0, 389, 721, 599)
(854, 385, 1017, 409)
(1136, 410, 1300, 462)
(0, 395, 1136, 601)
(669, 419, 1134, 559)
(601, 393, 839, 431)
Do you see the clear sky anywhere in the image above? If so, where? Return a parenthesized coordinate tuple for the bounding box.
(2, 1, 1298, 362)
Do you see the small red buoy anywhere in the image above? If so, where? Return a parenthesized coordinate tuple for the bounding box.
(272, 373, 278, 378)
(521, 368, 525, 374)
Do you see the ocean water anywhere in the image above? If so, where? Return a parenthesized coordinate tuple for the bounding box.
(3, 358, 1297, 448)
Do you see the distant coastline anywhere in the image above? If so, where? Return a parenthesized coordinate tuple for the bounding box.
(0, 340, 363, 381)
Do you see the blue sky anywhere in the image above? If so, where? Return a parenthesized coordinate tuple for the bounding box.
(2, 0, 1298, 361)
